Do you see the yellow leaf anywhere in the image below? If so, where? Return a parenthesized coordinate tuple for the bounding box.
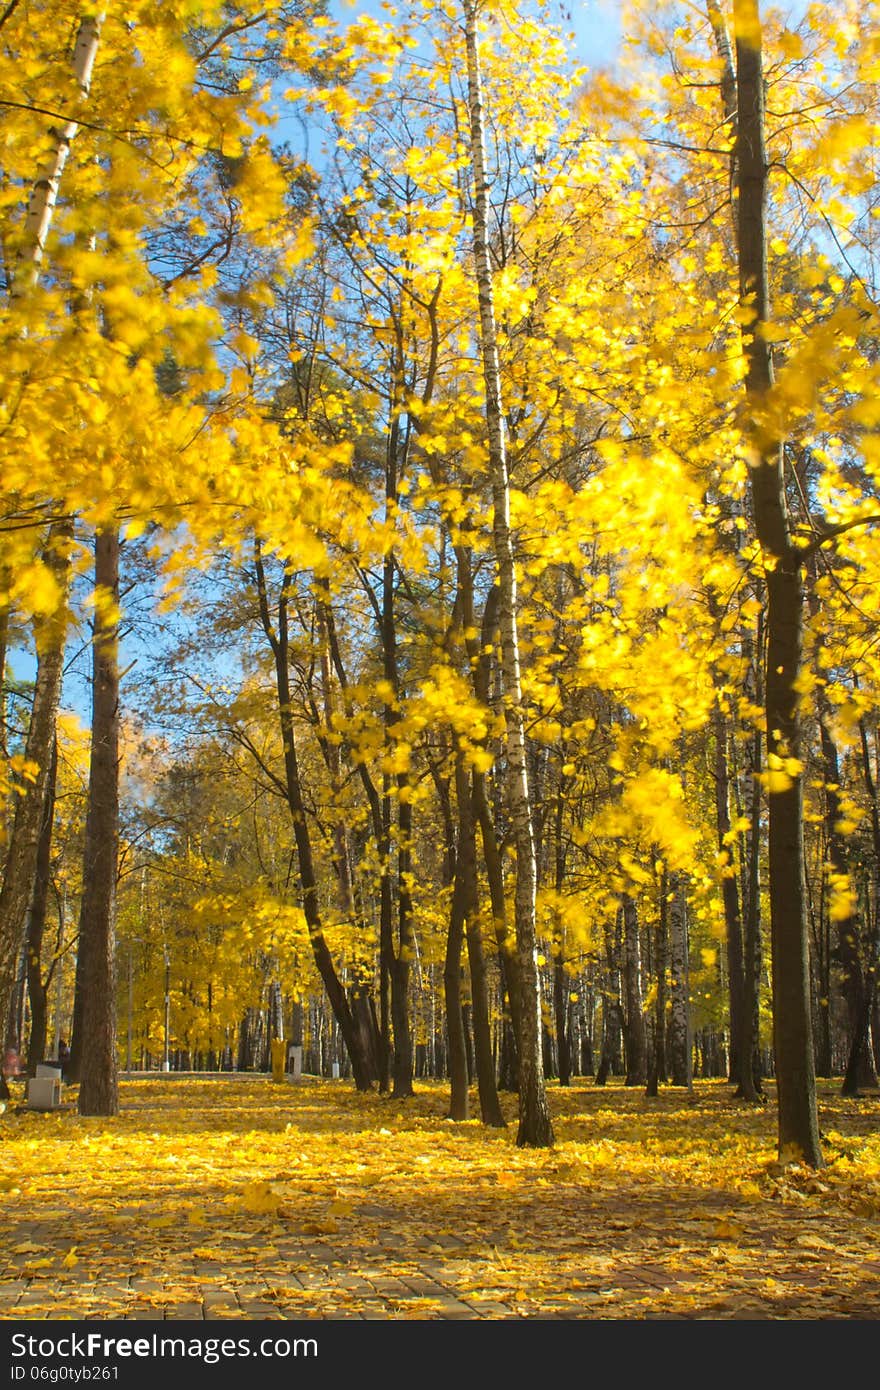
(241, 1181, 284, 1215)
(796, 1233, 834, 1251)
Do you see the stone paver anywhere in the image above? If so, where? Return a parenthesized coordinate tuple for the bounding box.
(3, 1075, 879, 1322)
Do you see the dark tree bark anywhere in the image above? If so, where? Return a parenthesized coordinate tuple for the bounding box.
(390, 793, 415, 1098)
(472, 587, 521, 1088)
(76, 528, 120, 1116)
(444, 830, 469, 1121)
(621, 895, 648, 1085)
(740, 614, 765, 1099)
(0, 522, 70, 1099)
(647, 872, 668, 1095)
(713, 707, 747, 1088)
(734, 0, 822, 1164)
(24, 734, 57, 1074)
(551, 775, 572, 1087)
(433, 759, 468, 1120)
(460, 767, 505, 1126)
(819, 715, 876, 1089)
(668, 875, 692, 1089)
(253, 544, 373, 1092)
(596, 913, 623, 1084)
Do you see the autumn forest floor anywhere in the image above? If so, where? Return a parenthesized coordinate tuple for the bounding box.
(0, 1074, 878, 1321)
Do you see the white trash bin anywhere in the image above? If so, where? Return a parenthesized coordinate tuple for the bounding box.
(27, 1075, 61, 1110)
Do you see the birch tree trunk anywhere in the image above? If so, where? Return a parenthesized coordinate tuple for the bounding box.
(462, 0, 552, 1147)
(12, 14, 104, 297)
(734, 0, 822, 1165)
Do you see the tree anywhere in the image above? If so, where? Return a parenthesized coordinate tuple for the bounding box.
(71, 529, 120, 1116)
(462, 0, 553, 1148)
(733, 0, 822, 1166)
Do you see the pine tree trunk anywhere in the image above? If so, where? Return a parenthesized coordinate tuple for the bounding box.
(734, 0, 822, 1165)
(463, 0, 552, 1148)
(76, 528, 119, 1116)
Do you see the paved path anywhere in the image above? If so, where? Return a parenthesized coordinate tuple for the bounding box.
(2, 1074, 879, 1321)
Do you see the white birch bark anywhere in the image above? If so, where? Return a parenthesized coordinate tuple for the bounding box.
(12, 13, 104, 296)
(462, 0, 552, 1146)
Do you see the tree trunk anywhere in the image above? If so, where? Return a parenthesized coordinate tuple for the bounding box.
(460, 765, 505, 1126)
(596, 913, 623, 1084)
(75, 528, 120, 1116)
(316, 599, 381, 1082)
(734, 0, 822, 1165)
(463, 0, 552, 1148)
(621, 895, 648, 1085)
(25, 734, 57, 1074)
(740, 615, 764, 1099)
(0, 523, 70, 1097)
(391, 796, 415, 1098)
(819, 715, 876, 1088)
(647, 873, 668, 1094)
(713, 706, 747, 1088)
(12, 14, 104, 297)
(444, 859, 469, 1121)
(552, 776, 572, 1087)
(450, 550, 506, 1126)
(253, 545, 373, 1091)
(668, 875, 692, 1088)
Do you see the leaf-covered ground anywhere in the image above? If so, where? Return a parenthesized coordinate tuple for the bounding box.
(1, 1075, 878, 1320)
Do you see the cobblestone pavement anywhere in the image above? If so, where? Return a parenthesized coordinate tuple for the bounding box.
(3, 1201, 879, 1321)
(2, 1076, 879, 1321)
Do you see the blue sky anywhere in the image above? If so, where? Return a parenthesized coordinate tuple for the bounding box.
(329, 0, 623, 67)
(10, 2, 624, 712)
